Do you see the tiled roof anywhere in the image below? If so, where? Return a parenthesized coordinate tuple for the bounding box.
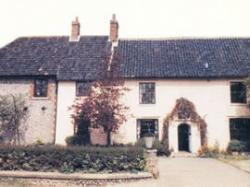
(1, 37, 250, 80)
(0, 36, 111, 80)
(117, 38, 250, 79)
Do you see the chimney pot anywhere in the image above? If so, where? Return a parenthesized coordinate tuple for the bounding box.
(70, 17, 80, 42)
(109, 14, 119, 42)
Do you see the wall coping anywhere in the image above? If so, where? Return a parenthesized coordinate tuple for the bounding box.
(0, 170, 152, 181)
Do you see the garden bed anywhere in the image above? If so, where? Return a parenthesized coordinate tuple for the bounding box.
(0, 145, 146, 173)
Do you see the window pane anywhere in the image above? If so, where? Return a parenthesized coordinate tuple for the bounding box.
(139, 83, 155, 104)
(34, 79, 48, 97)
(76, 81, 91, 96)
(230, 82, 247, 103)
(138, 119, 158, 138)
(230, 118, 250, 141)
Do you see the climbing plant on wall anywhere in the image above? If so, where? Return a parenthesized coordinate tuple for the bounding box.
(162, 97, 207, 148)
(0, 94, 28, 145)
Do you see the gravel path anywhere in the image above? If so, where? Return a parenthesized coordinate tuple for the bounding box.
(110, 157, 250, 187)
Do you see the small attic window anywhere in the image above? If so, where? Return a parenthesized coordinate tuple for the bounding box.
(34, 79, 48, 97)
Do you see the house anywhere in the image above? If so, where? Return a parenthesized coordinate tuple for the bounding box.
(0, 15, 250, 153)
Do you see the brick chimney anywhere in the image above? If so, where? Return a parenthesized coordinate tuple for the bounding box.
(70, 17, 80, 42)
(109, 14, 119, 42)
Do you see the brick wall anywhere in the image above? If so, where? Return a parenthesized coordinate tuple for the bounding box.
(89, 128, 107, 145)
(0, 78, 57, 145)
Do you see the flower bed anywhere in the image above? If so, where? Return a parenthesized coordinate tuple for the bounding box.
(0, 145, 146, 173)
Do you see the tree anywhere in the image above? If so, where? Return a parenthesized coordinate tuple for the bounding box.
(0, 94, 28, 145)
(71, 53, 129, 145)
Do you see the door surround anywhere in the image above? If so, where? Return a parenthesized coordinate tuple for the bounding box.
(168, 119, 201, 153)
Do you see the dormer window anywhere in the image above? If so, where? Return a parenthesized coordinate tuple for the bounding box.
(34, 79, 48, 97)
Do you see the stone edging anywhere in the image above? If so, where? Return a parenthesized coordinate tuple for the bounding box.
(0, 170, 153, 181)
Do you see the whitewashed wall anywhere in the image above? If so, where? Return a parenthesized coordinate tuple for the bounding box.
(55, 81, 76, 145)
(56, 79, 250, 151)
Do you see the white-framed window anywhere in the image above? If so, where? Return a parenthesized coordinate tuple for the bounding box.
(137, 119, 158, 139)
(34, 79, 48, 97)
(229, 118, 250, 141)
(139, 82, 155, 104)
(230, 82, 247, 103)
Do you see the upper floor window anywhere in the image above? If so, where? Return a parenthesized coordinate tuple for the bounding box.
(230, 82, 247, 103)
(76, 81, 91, 96)
(34, 79, 48, 97)
(139, 82, 155, 104)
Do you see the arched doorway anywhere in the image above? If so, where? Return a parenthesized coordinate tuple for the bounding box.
(178, 123, 190, 152)
(162, 98, 207, 153)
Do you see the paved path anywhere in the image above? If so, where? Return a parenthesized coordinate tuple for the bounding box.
(111, 158, 250, 187)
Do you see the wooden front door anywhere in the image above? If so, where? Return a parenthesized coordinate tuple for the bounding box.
(178, 124, 190, 152)
(75, 120, 90, 145)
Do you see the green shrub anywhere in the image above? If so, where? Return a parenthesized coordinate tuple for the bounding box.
(0, 145, 146, 173)
(135, 138, 146, 148)
(153, 140, 171, 156)
(65, 135, 90, 146)
(227, 140, 247, 153)
(246, 141, 250, 151)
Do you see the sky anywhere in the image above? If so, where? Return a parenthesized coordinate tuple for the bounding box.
(0, 0, 250, 47)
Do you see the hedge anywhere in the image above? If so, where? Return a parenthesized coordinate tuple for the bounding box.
(65, 135, 90, 146)
(0, 145, 146, 173)
(227, 140, 250, 152)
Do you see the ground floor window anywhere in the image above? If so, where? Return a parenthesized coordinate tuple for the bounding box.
(137, 119, 158, 139)
(230, 118, 250, 141)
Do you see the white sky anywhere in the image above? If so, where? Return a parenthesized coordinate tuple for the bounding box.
(1, 0, 250, 47)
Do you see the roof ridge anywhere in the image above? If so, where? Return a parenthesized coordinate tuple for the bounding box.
(119, 36, 250, 41)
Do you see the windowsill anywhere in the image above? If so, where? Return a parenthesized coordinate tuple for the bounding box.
(230, 103, 248, 107)
(31, 97, 50, 101)
(139, 103, 156, 106)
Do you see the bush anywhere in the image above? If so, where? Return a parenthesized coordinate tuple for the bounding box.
(246, 141, 250, 151)
(135, 139, 170, 157)
(198, 145, 220, 158)
(65, 135, 90, 146)
(135, 138, 146, 147)
(153, 140, 171, 156)
(227, 140, 247, 153)
(0, 145, 146, 173)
